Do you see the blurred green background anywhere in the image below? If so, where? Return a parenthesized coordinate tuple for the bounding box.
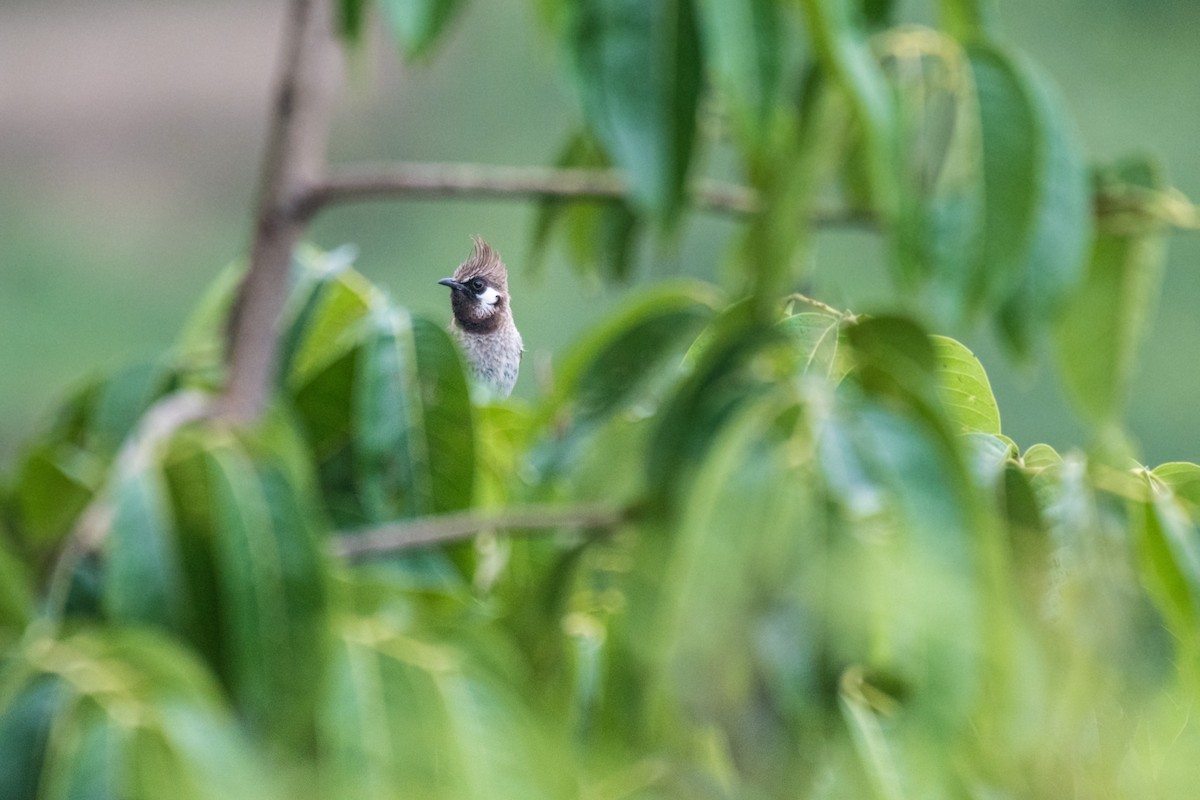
(2, 0, 1198, 467)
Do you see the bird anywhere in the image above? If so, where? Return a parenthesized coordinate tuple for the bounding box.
(438, 237, 523, 398)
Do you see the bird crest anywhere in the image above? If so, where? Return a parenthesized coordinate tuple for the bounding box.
(452, 237, 508, 291)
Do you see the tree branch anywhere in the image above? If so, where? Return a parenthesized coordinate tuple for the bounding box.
(303, 162, 878, 227)
(333, 502, 629, 562)
(218, 0, 341, 422)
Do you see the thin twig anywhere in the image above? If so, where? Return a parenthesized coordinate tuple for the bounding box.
(302, 161, 878, 227)
(333, 502, 630, 562)
(784, 292, 856, 320)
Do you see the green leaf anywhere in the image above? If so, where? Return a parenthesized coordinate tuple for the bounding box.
(568, 0, 703, 219)
(1153, 463, 1200, 511)
(353, 306, 475, 520)
(1056, 158, 1168, 423)
(0, 540, 34, 646)
(165, 425, 329, 750)
(529, 131, 642, 282)
(1136, 474, 1200, 669)
(1, 630, 276, 800)
(103, 466, 189, 633)
(649, 392, 820, 787)
(553, 281, 721, 422)
(930, 335, 1001, 435)
(380, 0, 467, 60)
(319, 617, 570, 800)
(0, 675, 66, 800)
(881, 29, 984, 302)
(11, 442, 102, 548)
(1022, 442, 1063, 470)
(286, 265, 377, 389)
(938, 0, 996, 40)
(778, 311, 851, 382)
(963, 43, 1040, 311)
(845, 315, 937, 404)
(694, 0, 792, 153)
(799, 0, 899, 220)
(987, 49, 1092, 354)
(339, 0, 370, 42)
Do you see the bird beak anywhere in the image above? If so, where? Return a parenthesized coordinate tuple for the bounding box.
(438, 277, 465, 291)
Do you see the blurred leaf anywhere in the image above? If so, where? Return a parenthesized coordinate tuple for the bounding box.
(0, 540, 33, 645)
(530, 131, 642, 282)
(354, 306, 475, 520)
(845, 316, 937, 404)
(319, 616, 569, 800)
(0, 674, 66, 800)
(1, 630, 275, 800)
(647, 309, 783, 508)
(553, 281, 721, 422)
(88, 361, 178, 454)
(739, 66, 847, 311)
(694, 0, 791, 153)
(840, 668, 904, 800)
(930, 335, 1000, 435)
(650, 393, 819, 790)
(1152, 462, 1200, 510)
(286, 264, 377, 389)
(799, 0, 899, 220)
(11, 442, 102, 548)
(380, 0, 467, 60)
(1056, 158, 1168, 423)
(103, 465, 189, 633)
(339, 0, 370, 42)
(938, 0, 995, 40)
(166, 423, 329, 750)
(1136, 474, 1200, 666)
(778, 311, 851, 383)
(568, 0, 703, 219)
(1022, 442, 1063, 470)
(988, 50, 1092, 354)
(881, 29, 983, 303)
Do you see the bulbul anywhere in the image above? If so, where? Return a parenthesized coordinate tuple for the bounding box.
(438, 237, 523, 398)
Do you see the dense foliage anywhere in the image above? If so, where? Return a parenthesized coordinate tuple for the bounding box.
(2, 0, 1197, 798)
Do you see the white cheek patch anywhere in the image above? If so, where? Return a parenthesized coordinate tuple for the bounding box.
(478, 286, 501, 307)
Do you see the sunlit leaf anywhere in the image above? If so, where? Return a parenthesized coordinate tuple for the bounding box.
(568, 0, 703, 219)
(1152, 462, 1200, 511)
(930, 335, 1001, 435)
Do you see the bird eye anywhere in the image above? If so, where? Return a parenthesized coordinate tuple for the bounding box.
(469, 278, 486, 293)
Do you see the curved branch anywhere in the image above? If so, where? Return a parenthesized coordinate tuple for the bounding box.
(303, 162, 878, 227)
(333, 502, 630, 562)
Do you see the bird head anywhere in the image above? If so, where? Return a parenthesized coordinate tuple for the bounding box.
(438, 237, 511, 333)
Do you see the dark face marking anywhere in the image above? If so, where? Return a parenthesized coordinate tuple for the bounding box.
(443, 274, 506, 334)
